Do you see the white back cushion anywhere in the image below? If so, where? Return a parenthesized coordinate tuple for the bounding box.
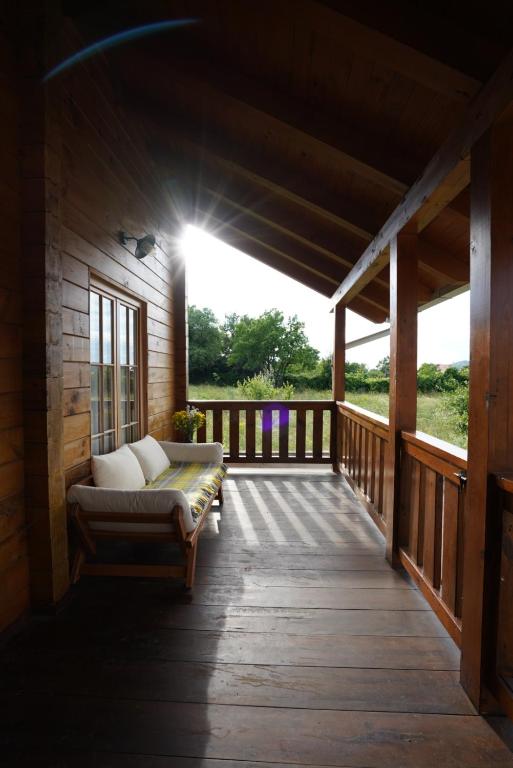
(128, 434, 170, 482)
(92, 444, 146, 490)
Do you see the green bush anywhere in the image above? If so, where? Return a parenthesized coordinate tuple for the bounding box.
(236, 371, 295, 400)
(443, 384, 468, 434)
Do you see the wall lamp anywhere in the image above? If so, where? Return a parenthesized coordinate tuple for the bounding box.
(119, 231, 156, 260)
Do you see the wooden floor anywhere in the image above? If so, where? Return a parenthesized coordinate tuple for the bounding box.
(1, 469, 513, 767)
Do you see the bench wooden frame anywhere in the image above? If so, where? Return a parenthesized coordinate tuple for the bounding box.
(69, 479, 224, 588)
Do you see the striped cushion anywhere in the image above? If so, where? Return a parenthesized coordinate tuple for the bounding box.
(145, 462, 228, 522)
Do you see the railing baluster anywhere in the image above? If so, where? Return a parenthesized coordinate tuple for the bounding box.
(441, 478, 459, 614)
(422, 467, 437, 583)
(370, 433, 376, 503)
(213, 407, 223, 444)
(408, 459, 421, 563)
(313, 407, 323, 460)
(229, 407, 239, 460)
(262, 406, 272, 460)
(363, 428, 369, 496)
(246, 407, 255, 460)
(279, 407, 289, 460)
(296, 407, 306, 460)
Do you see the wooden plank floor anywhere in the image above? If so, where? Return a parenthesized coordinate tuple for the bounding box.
(1, 469, 513, 767)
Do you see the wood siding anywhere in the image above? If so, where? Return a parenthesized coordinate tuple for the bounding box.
(0, 29, 30, 633)
(59, 24, 179, 492)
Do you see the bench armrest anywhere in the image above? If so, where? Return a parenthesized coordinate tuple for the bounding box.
(159, 441, 224, 464)
(67, 484, 195, 532)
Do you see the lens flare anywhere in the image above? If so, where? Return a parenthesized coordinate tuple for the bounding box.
(44, 19, 198, 81)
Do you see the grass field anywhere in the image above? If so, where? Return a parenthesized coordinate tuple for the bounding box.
(188, 384, 467, 450)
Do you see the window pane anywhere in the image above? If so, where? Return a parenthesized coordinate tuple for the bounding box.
(90, 292, 100, 363)
(103, 366, 113, 430)
(92, 436, 101, 455)
(102, 298, 113, 364)
(131, 423, 139, 442)
(128, 308, 136, 365)
(104, 432, 115, 454)
(119, 305, 128, 365)
(120, 426, 130, 446)
(129, 367, 138, 422)
(120, 367, 129, 426)
(91, 365, 100, 435)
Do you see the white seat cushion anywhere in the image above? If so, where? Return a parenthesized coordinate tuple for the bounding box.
(92, 445, 145, 490)
(128, 434, 170, 482)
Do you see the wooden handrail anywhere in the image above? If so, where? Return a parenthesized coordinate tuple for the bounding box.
(401, 430, 467, 469)
(190, 399, 334, 409)
(337, 400, 389, 427)
(497, 474, 513, 494)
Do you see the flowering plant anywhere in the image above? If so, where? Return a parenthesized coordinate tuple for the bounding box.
(172, 405, 206, 442)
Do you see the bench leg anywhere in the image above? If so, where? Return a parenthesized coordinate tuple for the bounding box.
(185, 543, 198, 589)
(216, 485, 224, 505)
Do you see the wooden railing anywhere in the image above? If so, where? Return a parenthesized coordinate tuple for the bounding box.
(337, 401, 467, 646)
(337, 401, 389, 533)
(398, 431, 467, 645)
(189, 400, 336, 464)
(490, 474, 513, 719)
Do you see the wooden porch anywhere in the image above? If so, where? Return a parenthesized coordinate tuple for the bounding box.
(2, 468, 513, 766)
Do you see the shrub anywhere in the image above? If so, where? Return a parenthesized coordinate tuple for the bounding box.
(443, 384, 468, 434)
(237, 370, 294, 400)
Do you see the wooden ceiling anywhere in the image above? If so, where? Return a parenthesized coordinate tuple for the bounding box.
(65, 0, 513, 322)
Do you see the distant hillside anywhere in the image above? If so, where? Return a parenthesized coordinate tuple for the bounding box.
(437, 360, 469, 372)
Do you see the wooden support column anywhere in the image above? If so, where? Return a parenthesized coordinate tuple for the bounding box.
(461, 112, 513, 710)
(333, 303, 346, 402)
(332, 303, 345, 472)
(20, 2, 69, 607)
(172, 248, 188, 415)
(385, 231, 418, 565)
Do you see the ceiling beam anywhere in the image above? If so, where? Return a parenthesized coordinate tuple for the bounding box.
(331, 46, 513, 306)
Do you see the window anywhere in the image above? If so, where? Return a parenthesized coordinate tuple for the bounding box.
(90, 281, 144, 455)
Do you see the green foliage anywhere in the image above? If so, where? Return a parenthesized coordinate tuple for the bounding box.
(229, 310, 318, 385)
(188, 306, 225, 383)
(236, 370, 294, 400)
(286, 356, 332, 390)
(442, 383, 469, 434)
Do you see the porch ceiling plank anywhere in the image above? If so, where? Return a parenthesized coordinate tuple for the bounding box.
(141, 119, 378, 243)
(140, 51, 411, 196)
(331, 46, 513, 306)
(416, 239, 469, 285)
(300, 0, 482, 103)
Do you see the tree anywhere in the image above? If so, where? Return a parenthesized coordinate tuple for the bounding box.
(228, 310, 318, 385)
(376, 356, 390, 376)
(188, 306, 225, 383)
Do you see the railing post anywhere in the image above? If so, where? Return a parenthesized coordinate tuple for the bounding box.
(385, 231, 418, 566)
(332, 302, 345, 471)
(461, 115, 513, 711)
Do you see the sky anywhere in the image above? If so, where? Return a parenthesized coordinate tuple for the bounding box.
(181, 224, 470, 368)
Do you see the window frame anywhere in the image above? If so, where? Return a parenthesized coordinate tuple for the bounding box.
(90, 275, 147, 455)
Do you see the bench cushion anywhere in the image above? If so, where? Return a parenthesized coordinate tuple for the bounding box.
(92, 445, 146, 490)
(128, 434, 170, 481)
(146, 461, 228, 523)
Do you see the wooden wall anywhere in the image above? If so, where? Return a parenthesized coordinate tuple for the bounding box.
(0, 12, 183, 634)
(59, 25, 179, 487)
(0, 28, 30, 633)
